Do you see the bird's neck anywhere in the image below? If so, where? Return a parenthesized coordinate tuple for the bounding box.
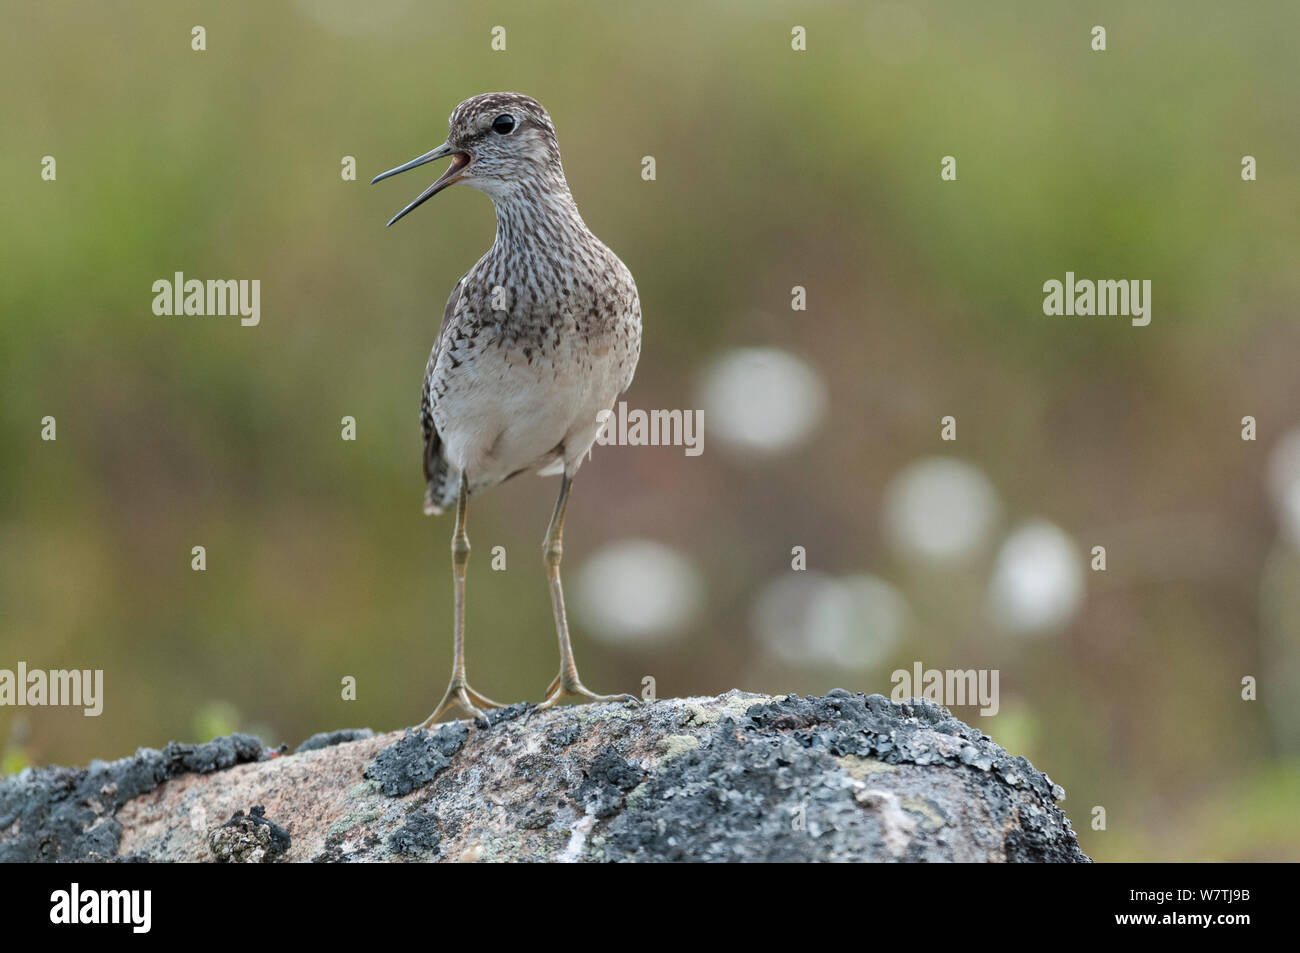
(489, 181, 592, 255)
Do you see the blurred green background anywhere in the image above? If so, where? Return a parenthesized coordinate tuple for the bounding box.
(2, 1, 1298, 861)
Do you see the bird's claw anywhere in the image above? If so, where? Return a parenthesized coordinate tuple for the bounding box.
(534, 676, 640, 712)
(420, 680, 503, 730)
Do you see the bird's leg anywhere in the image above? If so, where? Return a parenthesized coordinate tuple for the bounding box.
(535, 473, 637, 711)
(420, 473, 503, 730)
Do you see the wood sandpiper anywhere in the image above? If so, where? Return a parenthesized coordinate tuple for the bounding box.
(373, 92, 641, 727)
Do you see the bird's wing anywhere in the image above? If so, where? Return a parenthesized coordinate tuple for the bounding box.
(421, 275, 466, 508)
(619, 285, 642, 396)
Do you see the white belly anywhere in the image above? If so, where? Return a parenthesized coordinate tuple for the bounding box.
(433, 330, 630, 488)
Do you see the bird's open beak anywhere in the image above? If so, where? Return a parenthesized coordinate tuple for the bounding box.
(371, 142, 471, 227)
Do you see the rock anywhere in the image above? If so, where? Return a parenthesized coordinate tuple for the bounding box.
(0, 734, 267, 862)
(0, 692, 1090, 862)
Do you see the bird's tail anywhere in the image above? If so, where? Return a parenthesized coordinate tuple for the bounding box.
(423, 458, 461, 516)
(422, 485, 444, 516)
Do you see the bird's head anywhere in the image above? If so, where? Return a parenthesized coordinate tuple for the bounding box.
(372, 92, 564, 226)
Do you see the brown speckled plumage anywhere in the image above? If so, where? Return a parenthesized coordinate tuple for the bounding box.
(416, 93, 641, 513)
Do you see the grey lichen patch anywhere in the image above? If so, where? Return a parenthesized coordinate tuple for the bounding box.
(512, 824, 570, 861)
(837, 754, 896, 779)
(546, 722, 581, 749)
(682, 702, 715, 725)
(681, 691, 769, 729)
(622, 779, 653, 812)
(350, 778, 382, 798)
(387, 803, 442, 859)
(472, 830, 533, 862)
(572, 700, 640, 729)
(516, 805, 557, 830)
(328, 801, 383, 837)
(161, 734, 265, 775)
(658, 734, 701, 761)
(312, 828, 383, 864)
(295, 728, 374, 754)
(575, 747, 646, 818)
(364, 723, 469, 797)
(486, 702, 532, 726)
(714, 689, 772, 721)
(681, 691, 759, 722)
(208, 805, 291, 863)
(900, 795, 949, 833)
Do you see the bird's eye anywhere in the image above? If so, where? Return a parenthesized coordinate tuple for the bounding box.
(491, 114, 517, 135)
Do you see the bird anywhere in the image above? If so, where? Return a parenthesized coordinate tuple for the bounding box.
(372, 92, 641, 729)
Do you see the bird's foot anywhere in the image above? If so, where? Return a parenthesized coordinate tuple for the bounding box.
(533, 672, 638, 712)
(419, 680, 503, 730)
